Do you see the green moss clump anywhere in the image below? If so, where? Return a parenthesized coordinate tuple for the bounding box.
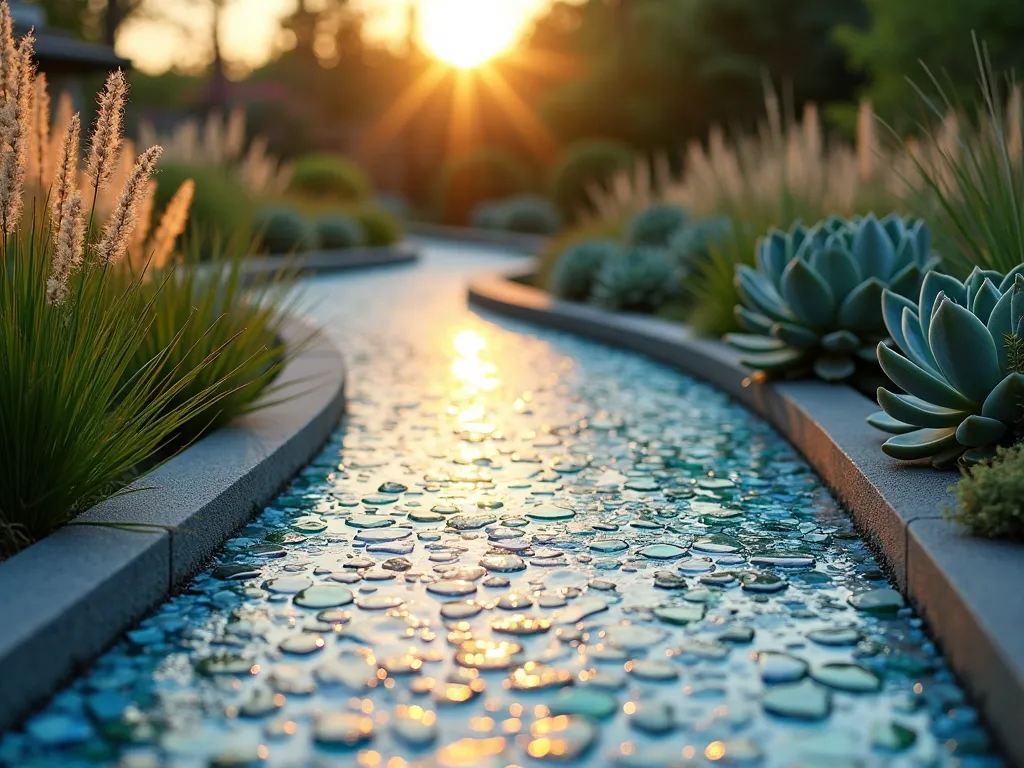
(949, 444, 1024, 540)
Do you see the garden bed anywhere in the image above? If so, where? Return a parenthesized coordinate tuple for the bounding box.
(406, 222, 547, 253)
(242, 243, 419, 278)
(0, 315, 346, 731)
(468, 265, 1024, 765)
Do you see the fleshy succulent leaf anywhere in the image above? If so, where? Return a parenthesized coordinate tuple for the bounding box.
(929, 298, 1003, 405)
(724, 333, 787, 353)
(735, 306, 774, 335)
(852, 215, 894, 280)
(902, 306, 941, 374)
(809, 245, 861, 303)
(877, 389, 971, 428)
(981, 373, 1024, 424)
(813, 355, 856, 381)
(881, 290, 918, 354)
(739, 347, 809, 372)
(837, 277, 885, 331)
(881, 427, 959, 461)
(780, 258, 835, 327)
(955, 415, 1010, 448)
(998, 263, 1024, 292)
(887, 261, 923, 298)
(867, 409, 918, 434)
(735, 265, 794, 322)
(986, 288, 1015, 373)
(821, 330, 859, 353)
(770, 321, 819, 349)
(1011, 274, 1024, 335)
(969, 278, 1002, 325)
(756, 230, 790, 288)
(919, 271, 967, 343)
(876, 343, 975, 410)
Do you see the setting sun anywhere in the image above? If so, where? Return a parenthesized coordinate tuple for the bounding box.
(420, 0, 521, 69)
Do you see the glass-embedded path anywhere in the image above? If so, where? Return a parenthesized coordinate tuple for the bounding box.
(1, 241, 1000, 767)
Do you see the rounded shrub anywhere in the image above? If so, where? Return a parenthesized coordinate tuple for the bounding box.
(499, 195, 562, 235)
(591, 246, 679, 312)
(437, 149, 530, 225)
(668, 215, 733, 271)
(315, 214, 366, 250)
(152, 163, 253, 258)
(289, 154, 371, 201)
(549, 139, 634, 221)
(950, 445, 1024, 540)
(626, 203, 690, 247)
(253, 206, 313, 255)
(470, 200, 505, 230)
(550, 239, 620, 302)
(346, 202, 401, 246)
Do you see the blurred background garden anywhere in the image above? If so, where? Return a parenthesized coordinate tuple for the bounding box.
(33, 0, 1023, 241)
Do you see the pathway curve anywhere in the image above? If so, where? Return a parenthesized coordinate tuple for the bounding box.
(0, 241, 1000, 767)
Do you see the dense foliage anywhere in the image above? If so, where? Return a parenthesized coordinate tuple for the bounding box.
(950, 445, 1024, 540)
(436, 149, 530, 225)
(549, 139, 634, 220)
(289, 153, 371, 202)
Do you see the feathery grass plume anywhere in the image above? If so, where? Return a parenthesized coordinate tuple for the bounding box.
(0, 30, 31, 233)
(97, 136, 135, 217)
(95, 145, 161, 265)
(46, 191, 84, 304)
(46, 90, 71, 186)
(127, 177, 156, 265)
(86, 69, 127, 203)
(0, 1, 13, 101)
(50, 112, 80, 237)
(149, 178, 193, 269)
(28, 72, 48, 188)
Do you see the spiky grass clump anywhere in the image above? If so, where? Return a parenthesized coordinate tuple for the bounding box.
(950, 445, 1024, 540)
(0, 227, 230, 555)
(0, 4, 270, 555)
(898, 40, 1024, 277)
(115, 234, 299, 448)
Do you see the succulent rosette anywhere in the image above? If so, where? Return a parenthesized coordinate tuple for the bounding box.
(868, 266, 1024, 467)
(726, 214, 938, 382)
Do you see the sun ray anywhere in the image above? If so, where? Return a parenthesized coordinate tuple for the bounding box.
(499, 47, 581, 82)
(446, 68, 481, 160)
(358, 63, 449, 158)
(476, 66, 559, 159)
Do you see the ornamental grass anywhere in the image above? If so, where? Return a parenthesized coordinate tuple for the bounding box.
(0, 1, 296, 555)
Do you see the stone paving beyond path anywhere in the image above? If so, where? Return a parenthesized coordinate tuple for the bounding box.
(0, 241, 1001, 767)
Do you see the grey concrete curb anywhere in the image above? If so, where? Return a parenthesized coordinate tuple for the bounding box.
(406, 222, 547, 254)
(242, 243, 418, 278)
(0, 315, 346, 731)
(467, 266, 1024, 764)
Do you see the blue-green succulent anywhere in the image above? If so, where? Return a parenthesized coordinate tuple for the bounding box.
(868, 266, 1024, 467)
(625, 203, 689, 247)
(550, 239, 620, 302)
(725, 214, 939, 382)
(591, 246, 679, 312)
(499, 195, 562, 235)
(254, 206, 314, 255)
(315, 214, 366, 250)
(668, 215, 732, 269)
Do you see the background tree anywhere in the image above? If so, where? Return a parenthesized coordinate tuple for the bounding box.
(836, 0, 1024, 121)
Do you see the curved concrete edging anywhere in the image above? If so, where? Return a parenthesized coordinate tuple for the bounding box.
(406, 222, 547, 254)
(242, 243, 418, 279)
(0, 315, 346, 731)
(468, 266, 1024, 764)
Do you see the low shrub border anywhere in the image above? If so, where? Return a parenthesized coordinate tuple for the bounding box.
(406, 222, 547, 254)
(468, 266, 1024, 764)
(0, 316, 346, 731)
(242, 243, 419, 278)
